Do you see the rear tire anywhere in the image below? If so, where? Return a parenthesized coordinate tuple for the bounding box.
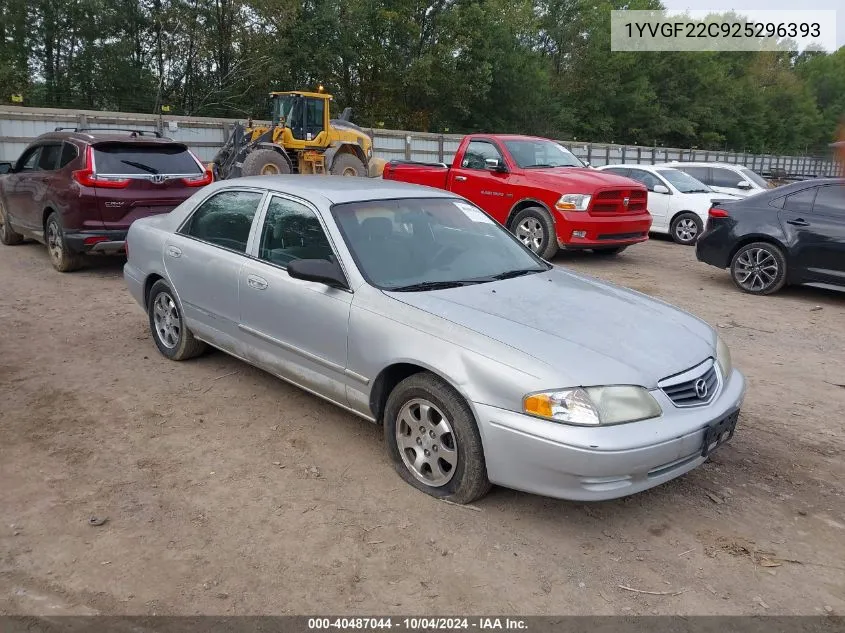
(670, 212, 703, 245)
(0, 201, 24, 245)
(147, 280, 207, 360)
(241, 149, 291, 177)
(45, 212, 83, 272)
(330, 153, 367, 177)
(384, 372, 491, 504)
(511, 206, 559, 259)
(730, 241, 787, 295)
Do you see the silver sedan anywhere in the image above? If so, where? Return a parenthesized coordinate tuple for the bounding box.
(124, 176, 746, 503)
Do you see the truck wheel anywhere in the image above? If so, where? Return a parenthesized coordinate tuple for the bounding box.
(511, 207, 558, 259)
(330, 153, 367, 177)
(241, 149, 291, 177)
(45, 212, 83, 272)
(0, 201, 24, 245)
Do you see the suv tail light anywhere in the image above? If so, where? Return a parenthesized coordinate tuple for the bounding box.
(181, 169, 214, 187)
(709, 207, 730, 218)
(72, 146, 131, 188)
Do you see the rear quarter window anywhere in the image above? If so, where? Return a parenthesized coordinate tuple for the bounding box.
(93, 143, 201, 175)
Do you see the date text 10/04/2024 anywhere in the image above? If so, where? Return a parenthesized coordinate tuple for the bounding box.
(307, 618, 528, 630)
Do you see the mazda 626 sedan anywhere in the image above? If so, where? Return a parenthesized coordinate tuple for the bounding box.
(124, 176, 746, 503)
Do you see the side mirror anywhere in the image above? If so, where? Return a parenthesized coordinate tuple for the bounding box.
(485, 158, 507, 172)
(736, 181, 752, 189)
(653, 184, 670, 194)
(287, 258, 348, 289)
(0, 162, 12, 175)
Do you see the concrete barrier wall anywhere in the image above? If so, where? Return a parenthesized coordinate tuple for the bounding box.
(1, 105, 840, 178)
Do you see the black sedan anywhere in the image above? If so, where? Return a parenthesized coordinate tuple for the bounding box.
(696, 178, 845, 295)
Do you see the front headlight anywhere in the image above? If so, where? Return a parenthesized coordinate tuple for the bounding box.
(716, 335, 732, 379)
(555, 193, 591, 211)
(523, 386, 662, 426)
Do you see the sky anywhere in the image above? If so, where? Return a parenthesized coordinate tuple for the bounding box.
(660, 0, 844, 50)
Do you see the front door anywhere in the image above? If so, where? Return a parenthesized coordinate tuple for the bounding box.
(238, 194, 352, 404)
(163, 188, 266, 347)
(4, 145, 43, 232)
(628, 168, 671, 231)
(448, 139, 512, 225)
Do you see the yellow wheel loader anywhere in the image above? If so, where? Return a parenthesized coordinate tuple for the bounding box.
(211, 90, 386, 180)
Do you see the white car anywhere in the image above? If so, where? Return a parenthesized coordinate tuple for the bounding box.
(663, 162, 770, 198)
(597, 164, 740, 245)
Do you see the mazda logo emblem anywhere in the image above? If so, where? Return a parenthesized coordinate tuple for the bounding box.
(694, 378, 708, 399)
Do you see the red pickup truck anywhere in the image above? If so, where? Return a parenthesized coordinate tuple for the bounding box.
(382, 134, 652, 258)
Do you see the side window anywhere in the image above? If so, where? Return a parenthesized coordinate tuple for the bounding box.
(304, 98, 324, 137)
(627, 169, 661, 191)
(783, 187, 816, 213)
(680, 166, 709, 184)
(812, 185, 845, 216)
(258, 196, 334, 267)
(711, 168, 743, 188)
(180, 190, 263, 253)
(37, 144, 63, 171)
(462, 141, 503, 170)
(16, 147, 41, 172)
(59, 142, 79, 168)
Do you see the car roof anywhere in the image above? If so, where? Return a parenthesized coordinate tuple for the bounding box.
(664, 161, 746, 168)
(33, 130, 182, 145)
(214, 175, 459, 205)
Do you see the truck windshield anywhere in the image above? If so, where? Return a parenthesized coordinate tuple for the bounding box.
(503, 139, 583, 168)
(331, 198, 549, 291)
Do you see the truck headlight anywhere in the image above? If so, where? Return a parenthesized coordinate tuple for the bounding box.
(716, 335, 732, 379)
(555, 194, 591, 211)
(523, 386, 662, 426)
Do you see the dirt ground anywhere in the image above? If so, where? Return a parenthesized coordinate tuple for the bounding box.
(1, 236, 843, 617)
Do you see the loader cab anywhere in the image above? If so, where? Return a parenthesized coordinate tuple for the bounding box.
(271, 91, 330, 144)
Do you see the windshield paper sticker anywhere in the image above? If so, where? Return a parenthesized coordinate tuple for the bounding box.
(455, 202, 494, 223)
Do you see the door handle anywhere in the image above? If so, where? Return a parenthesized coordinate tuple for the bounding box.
(166, 246, 182, 258)
(247, 274, 268, 290)
(454, 175, 467, 182)
(786, 218, 809, 227)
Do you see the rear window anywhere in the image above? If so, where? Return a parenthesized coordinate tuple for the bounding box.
(93, 143, 201, 175)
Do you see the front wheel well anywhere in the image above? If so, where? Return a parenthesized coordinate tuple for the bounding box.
(505, 199, 552, 229)
(670, 210, 702, 226)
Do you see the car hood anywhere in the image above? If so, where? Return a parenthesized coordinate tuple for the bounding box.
(386, 268, 715, 388)
(520, 168, 645, 192)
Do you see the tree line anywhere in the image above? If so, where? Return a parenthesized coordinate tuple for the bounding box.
(1, 0, 843, 154)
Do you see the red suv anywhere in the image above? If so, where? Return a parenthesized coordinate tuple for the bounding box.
(0, 128, 212, 271)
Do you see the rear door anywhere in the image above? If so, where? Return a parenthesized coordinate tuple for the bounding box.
(448, 140, 512, 224)
(778, 186, 823, 283)
(802, 184, 845, 283)
(91, 142, 208, 230)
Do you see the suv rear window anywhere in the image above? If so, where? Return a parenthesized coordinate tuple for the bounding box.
(93, 143, 201, 175)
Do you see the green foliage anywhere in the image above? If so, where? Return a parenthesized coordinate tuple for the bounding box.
(0, 0, 841, 153)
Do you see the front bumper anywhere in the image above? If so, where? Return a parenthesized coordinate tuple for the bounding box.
(474, 368, 746, 501)
(555, 211, 652, 249)
(64, 230, 128, 255)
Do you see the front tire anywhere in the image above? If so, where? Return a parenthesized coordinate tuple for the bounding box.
(511, 206, 559, 259)
(730, 241, 787, 295)
(330, 153, 367, 177)
(147, 280, 207, 360)
(670, 212, 703, 245)
(384, 373, 491, 504)
(0, 201, 24, 245)
(241, 149, 291, 177)
(45, 212, 83, 272)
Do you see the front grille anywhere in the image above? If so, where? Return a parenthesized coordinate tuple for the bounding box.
(591, 189, 648, 215)
(597, 231, 647, 241)
(658, 360, 719, 407)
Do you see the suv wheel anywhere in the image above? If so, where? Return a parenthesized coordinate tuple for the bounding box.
(511, 207, 559, 259)
(0, 201, 24, 245)
(730, 242, 787, 295)
(384, 372, 491, 504)
(45, 212, 83, 272)
(148, 280, 207, 360)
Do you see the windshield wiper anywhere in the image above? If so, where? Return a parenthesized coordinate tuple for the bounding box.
(120, 159, 160, 174)
(492, 268, 545, 280)
(389, 280, 476, 292)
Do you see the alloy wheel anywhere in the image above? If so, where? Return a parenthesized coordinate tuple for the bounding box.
(152, 292, 182, 349)
(395, 398, 458, 487)
(675, 218, 699, 243)
(734, 247, 779, 292)
(46, 220, 63, 263)
(516, 217, 544, 253)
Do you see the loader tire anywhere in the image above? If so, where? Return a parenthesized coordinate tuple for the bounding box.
(241, 150, 291, 177)
(330, 153, 367, 177)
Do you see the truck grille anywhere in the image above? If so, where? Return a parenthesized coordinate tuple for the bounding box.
(590, 189, 648, 215)
(658, 360, 719, 407)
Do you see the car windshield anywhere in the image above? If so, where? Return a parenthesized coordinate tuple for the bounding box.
(331, 198, 550, 291)
(740, 168, 769, 188)
(656, 168, 711, 194)
(503, 139, 584, 169)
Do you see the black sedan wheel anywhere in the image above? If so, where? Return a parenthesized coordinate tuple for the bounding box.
(730, 242, 787, 295)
